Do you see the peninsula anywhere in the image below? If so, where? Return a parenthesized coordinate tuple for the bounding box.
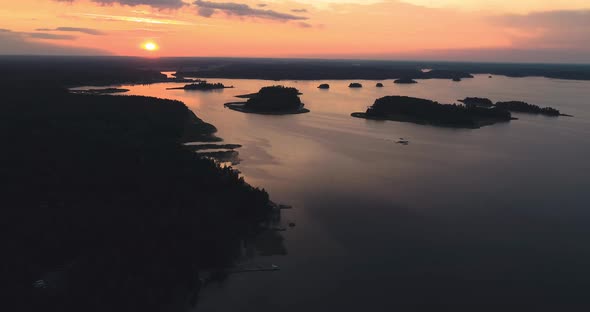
(459, 98, 570, 116)
(351, 95, 514, 128)
(495, 101, 568, 116)
(3, 84, 283, 312)
(225, 86, 309, 114)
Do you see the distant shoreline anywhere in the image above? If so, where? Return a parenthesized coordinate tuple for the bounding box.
(169, 59, 590, 81)
(3, 57, 590, 88)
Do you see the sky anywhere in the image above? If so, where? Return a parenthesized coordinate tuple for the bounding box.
(1, 0, 589, 62)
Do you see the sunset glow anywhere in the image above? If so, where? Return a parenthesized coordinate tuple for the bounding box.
(1, 0, 589, 62)
(143, 42, 158, 52)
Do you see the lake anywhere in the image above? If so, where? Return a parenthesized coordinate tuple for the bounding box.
(115, 75, 590, 310)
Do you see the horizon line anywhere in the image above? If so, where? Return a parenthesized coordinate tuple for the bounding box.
(1, 54, 589, 66)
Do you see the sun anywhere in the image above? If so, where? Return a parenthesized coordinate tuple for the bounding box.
(142, 41, 159, 52)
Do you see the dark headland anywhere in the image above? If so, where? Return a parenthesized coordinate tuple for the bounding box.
(2, 79, 287, 311)
(225, 85, 309, 115)
(351, 96, 514, 128)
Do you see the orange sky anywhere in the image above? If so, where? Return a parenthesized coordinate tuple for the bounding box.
(1, 0, 589, 62)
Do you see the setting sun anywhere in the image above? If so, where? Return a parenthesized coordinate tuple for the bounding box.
(142, 42, 158, 52)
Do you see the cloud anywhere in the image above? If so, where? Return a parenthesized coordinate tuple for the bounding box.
(67, 13, 194, 25)
(35, 27, 105, 35)
(297, 22, 312, 28)
(194, 0, 308, 21)
(0, 29, 109, 55)
(291, 9, 307, 13)
(93, 0, 185, 8)
(0, 28, 75, 41)
(28, 33, 76, 40)
(296, 46, 590, 64)
(197, 7, 215, 17)
(403, 47, 590, 63)
(257, 3, 266, 7)
(126, 28, 174, 34)
(493, 10, 590, 49)
(55, 0, 186, 9)
(495, 9, 590, 27)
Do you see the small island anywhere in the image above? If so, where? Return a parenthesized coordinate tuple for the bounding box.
(225, 86, 309, 115)
(452, 77, 462, 82)
(351, 95, 514, 129)
(495, 101, 568, 117)
(376, 83, 384, 87)
(349, 83, 363, 88)
(394, 78, 418, 84)
(167, 81, 233, 91)
(70, 88, 130, 94)
(318, 83, 330, 89)
(458, 97, 494, 107)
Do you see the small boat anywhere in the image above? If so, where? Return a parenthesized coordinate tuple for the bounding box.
(396, 138, 409, 145)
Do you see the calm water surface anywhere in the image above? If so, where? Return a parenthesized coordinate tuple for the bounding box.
(117, 76, 590, 310)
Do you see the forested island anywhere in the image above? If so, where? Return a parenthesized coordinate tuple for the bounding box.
(2, 83, 285, 312)
(318, 83, 330, 89)
(349, 83, 363, 88)
(167, 81, 233, 91)
(458, 97, 569, 116)
(351, 96, 514, 128)
(458, 97, 494, 107)
(225, 86, 309, 114)
(376, 83, 384, 87)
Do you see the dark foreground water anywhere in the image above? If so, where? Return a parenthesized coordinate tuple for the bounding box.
(103, 75, 590, 310)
